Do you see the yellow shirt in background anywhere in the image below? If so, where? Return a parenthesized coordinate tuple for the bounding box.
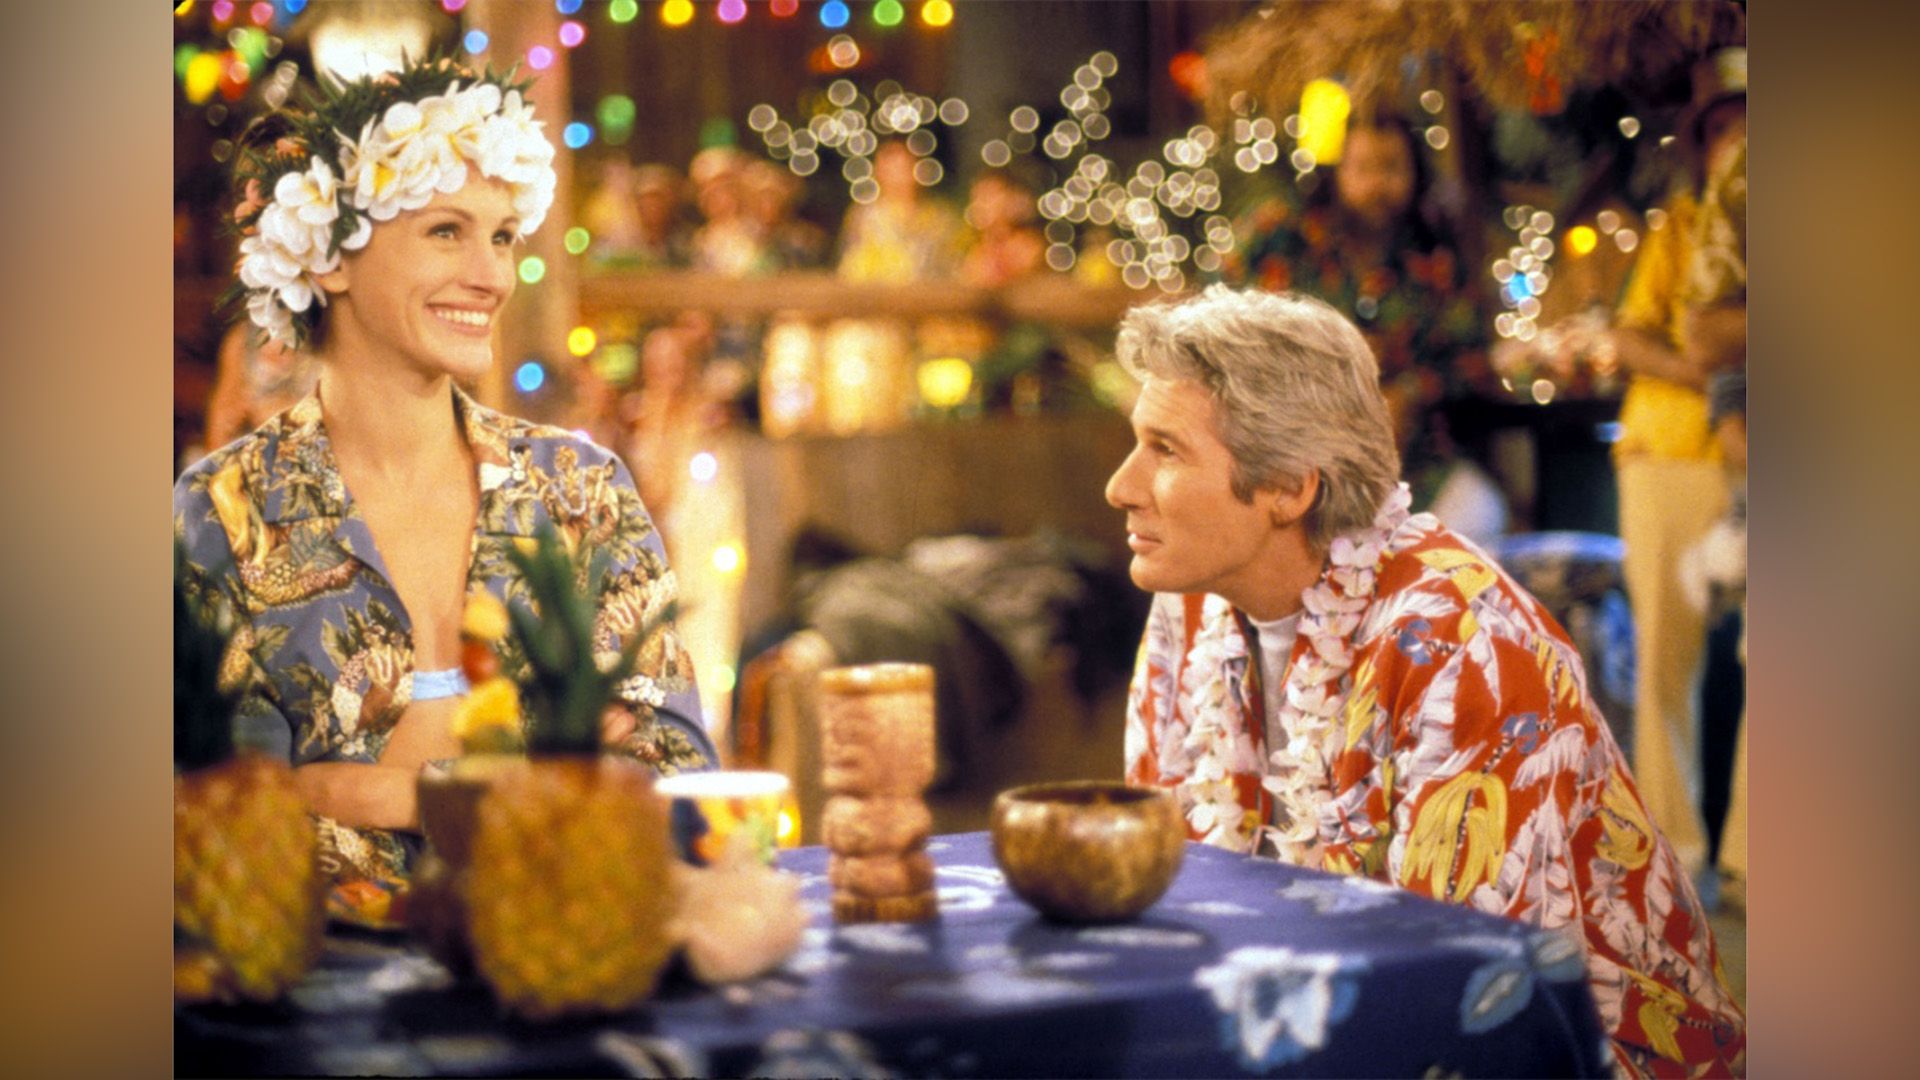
(1613, 192, 1718, 462)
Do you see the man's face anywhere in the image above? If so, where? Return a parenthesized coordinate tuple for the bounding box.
(1104, 376, 1284, 603)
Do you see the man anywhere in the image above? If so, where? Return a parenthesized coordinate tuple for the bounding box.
(1109, 286, 1743, 1076)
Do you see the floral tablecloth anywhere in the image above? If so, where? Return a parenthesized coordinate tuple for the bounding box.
(176, 832, 1611, 1077)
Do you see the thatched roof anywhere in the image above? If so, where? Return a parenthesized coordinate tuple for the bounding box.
(1203, 0, 1746, 123)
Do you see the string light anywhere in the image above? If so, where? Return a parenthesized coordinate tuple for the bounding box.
(922, 0, 953, 27)
(874, 0, 905, 27)
(820, 0, 849, 29)
(662, 0, 694, 28)
(718, 0, 747, 24)
(609, 0, 639, 23)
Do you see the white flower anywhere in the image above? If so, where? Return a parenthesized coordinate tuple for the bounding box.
(1194, 946, 1366, 1069)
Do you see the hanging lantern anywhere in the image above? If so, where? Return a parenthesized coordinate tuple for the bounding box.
(1298, 78, 1350, 165)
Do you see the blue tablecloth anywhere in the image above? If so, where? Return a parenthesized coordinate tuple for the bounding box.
(177, 832, 1611, 1077)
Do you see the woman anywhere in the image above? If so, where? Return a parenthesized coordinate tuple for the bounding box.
(172, 58, 716, 890)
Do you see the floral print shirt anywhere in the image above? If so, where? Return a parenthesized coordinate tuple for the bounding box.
(1222, 199, 1497, 405)
(174, 388, 716, 883)
(1123, 517, 1745, 1076)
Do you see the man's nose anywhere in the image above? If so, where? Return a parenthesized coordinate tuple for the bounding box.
(1105, 446, 1142, 510)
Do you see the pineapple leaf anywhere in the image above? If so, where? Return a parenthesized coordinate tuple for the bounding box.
(174, 541, 238, 772)
(502, 525, 674, 756)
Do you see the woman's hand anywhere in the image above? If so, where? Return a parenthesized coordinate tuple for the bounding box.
(293, 762, 423, 832)
(602, 703, 640, 748)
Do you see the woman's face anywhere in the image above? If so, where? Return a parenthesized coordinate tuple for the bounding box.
(1334, 126, 1416, 230)
(321, 177, 519, 381)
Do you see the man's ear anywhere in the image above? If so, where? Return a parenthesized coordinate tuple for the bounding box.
(1267, 468, 1319, 528)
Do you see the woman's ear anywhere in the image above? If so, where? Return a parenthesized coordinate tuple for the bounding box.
(1268, 468, 1319, 529)
(315, 261, 350, 297)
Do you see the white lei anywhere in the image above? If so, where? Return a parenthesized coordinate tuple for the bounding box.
(1174, 482, 1422, 863)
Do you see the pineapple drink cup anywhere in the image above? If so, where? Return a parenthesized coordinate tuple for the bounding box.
(458, 528, 681, 1019)
(174, 545, 325, 1004)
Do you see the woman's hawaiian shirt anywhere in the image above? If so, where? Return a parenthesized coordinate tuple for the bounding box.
(174, 388, 716, 883)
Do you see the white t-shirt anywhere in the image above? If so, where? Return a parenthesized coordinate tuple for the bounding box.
(1247, 611, 1302, 780)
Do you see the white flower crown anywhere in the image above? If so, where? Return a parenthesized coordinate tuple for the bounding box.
(236, 77, 557, 344)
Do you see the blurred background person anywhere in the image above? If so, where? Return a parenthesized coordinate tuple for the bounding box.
(1561, 47, 1747, 880)
(689, 145, 770, 277)
(961, 168, 1046, 287)
(1222, 113, 1503, 541)
(744, 159, 829, 271)
(202, 321, 321, 451)
(631, 163, 694, 269)
(838, 140, 964, 282)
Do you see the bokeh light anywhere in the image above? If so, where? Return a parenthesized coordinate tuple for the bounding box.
(918, 357, 973, 408)
(771, 0, 799, 16)
(518, 256, 547, 284)
(185, 52, 224, 104)
(922, 0, 954, 27)
(564, 227, 591, 255)
(567, 327, 597, 357)
(874, 0, 905, 27)
(609, 0, 638, 23)
(820, 1, 849, 29)
(718, 0, 747, 24)
(515, 361, 546, 393)
(662, 0, 694, 28)
(1565, 225, 1598, 256)
(527, 45, 554, 70)
(1299, 78, 1351, 165)
(556, 0, 583, 14)
(689, 452, 718, 483)
(563, 121, 593, 149)
(597, 94, 636, 141)
(712, 544, 743, 575)
(558, 21, 586, 48)
(462, 29, 488, 54)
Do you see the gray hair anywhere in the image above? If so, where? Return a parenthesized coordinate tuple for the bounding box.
(1115, 284, 1400, 549)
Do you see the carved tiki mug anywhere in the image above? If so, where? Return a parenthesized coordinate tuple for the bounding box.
(817, 663, 939, 922)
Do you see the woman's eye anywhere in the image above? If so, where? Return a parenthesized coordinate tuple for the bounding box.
(493, 231, 518, 246)
(429, 223, 459, 239)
